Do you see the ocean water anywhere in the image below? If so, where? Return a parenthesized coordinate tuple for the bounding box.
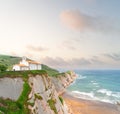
(67, 70, 120, 104)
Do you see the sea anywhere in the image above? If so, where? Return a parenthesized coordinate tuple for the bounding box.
(67, 70, 120, 104)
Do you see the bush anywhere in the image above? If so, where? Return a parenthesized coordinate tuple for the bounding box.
(59, 96, 64, 105)
(0, 64, 7, 72)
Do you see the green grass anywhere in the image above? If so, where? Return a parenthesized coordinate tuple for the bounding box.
(0, 98, 22, 114)
(0, 54, 32, 70)
(0, 81, 31, 114)
(34, 94, 43, 100)
(17, 81, 31, 113)
(59, 96, 64, 105)
(47, 99, 57, 114)
(0, 70, 48, 114)
(42, 64, 59, 76)
(0, 55, 21, 70)
(0, 70, 47, 78)
(0, 54, 60, 76)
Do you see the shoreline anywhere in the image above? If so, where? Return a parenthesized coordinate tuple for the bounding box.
(62, 91, 120, 114)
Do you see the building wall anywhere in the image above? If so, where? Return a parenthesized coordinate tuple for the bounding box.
(29, 64, 42, 70)
(29, 64, 37, 70)
(13, 65, 20, 71)
(37, 64, 42, 70)
(20, 66, 29, 71)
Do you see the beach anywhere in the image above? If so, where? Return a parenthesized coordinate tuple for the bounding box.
(62, 92, 120, 114)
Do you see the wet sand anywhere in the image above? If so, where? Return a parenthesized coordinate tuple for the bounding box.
(62, 92, 120, 114)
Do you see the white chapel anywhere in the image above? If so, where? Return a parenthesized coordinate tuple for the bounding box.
(13, 57, 42, 71)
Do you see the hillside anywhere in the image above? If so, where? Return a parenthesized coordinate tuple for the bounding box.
(41, 64, 59, 76)
(0, 55, 21, 70)
(0, 54, 59, 75)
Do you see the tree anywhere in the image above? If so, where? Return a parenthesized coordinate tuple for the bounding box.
(0, 64, 7, 72)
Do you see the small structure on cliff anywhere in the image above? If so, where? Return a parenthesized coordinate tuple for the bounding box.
(13, 57, 41, 71)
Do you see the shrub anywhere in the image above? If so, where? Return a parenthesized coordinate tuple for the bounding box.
(0, 64, 7, 72)
(59, 96, 64, 105)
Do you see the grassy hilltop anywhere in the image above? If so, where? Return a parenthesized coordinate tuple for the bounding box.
(0, 54, 59, 75)
(0, 55, 21, 70)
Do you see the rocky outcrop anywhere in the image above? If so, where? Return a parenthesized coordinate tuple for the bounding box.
(0, 71, 76, 114)
(51, 71, 77, 95)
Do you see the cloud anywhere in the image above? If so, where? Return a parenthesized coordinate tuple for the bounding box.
(90, 56, 104, 64)
(41, 57, 68, 67)
(60, 10, 87, 30)
(26, 45, 48, 52)
(10, 51, 17, 56)
(41, 57, 92, 69)
(40, 54, 120, 69)
(60, 10, 99, 31)
(60, 10, 120, 34)
(71, 58, 91, 65)
(60, 40, 76, 50)
(104, 53, 120, 61)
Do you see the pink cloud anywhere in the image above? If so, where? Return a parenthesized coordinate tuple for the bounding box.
(60, 10, 86, 31)
(26, 45, 48, 52)
(60, 10, 118, 33)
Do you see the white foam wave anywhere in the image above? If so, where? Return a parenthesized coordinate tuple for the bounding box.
(71, 91, 94, 100)
(91, 80, 99, 85)
(77, 75, 86, 80)
(95, 85, 100, 87)
(111, 92, 120, 98)
(93, 82, 98, 85)
(97, 89, 112, 96)
(71, 90, 114, 104)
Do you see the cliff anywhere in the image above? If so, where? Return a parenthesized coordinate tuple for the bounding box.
(0, 70, 77, 114)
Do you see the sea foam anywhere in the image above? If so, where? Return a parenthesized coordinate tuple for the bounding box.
(97, 89, 112, 96)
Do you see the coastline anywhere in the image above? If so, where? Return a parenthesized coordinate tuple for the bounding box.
(62, 91, 120, 114)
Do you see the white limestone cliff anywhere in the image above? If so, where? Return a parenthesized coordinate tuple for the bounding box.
(0, 71, 77, 114)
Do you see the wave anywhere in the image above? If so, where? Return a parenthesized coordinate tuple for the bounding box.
(97, 89, 120, 98)
(90, 80, 99, 85)
(97, 89, 112, 96)
(77, 75, 87, 80)
(71, 91, 94, 100)
(70, 90, 116, 104)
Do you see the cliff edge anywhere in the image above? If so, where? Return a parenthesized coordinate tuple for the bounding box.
(0, 70, 77, 114)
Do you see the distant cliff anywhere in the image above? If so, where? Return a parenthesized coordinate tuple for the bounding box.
(0, 70, 77, 114)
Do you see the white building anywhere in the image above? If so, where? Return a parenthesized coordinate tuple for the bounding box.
(13, 57, 42, 71)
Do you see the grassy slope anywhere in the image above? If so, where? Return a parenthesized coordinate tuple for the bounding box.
(0, 55, 21, 70)
(0, 55, 59, 75)
(41, 64, 59, 76)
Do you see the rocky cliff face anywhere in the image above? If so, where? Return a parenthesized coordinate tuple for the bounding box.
(0, 71, 76, 114)
(51, 71, 77, 95)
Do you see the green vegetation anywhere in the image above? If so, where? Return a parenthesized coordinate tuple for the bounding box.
(0, 98, 22, 114)
(0, 54, 59, 75)
(0, 64, 7, 72)
(0, 54, 32, 70)
(17, 81, 31, 113)
(42, 64, 59, 76)
(47, 99, 57, 114)
(66, 71, 72, 75)
(0, 70, 47, 78)
(0, 55, 21, 70)
(53, 72, 66, 78)
(34, 93, 43, 100)
(59, 96, 64, 105)
(0, 70, 48, 113)
(0, 81, 31, 114)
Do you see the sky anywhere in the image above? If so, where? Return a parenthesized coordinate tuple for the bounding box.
(0, 0, 120, 70)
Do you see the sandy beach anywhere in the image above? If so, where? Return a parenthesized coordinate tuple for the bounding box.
(62, 92, 120, 114)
